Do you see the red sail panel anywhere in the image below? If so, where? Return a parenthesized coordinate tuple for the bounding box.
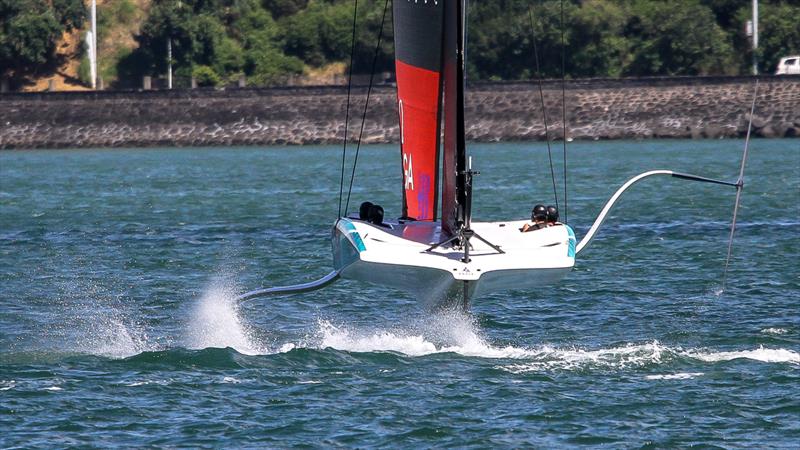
(393, 0, 444, 222)
(397, 60, 440, 221)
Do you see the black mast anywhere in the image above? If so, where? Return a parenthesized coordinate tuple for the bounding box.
(429, 0, 503, 261)
(441, 0, 468, 237)
(455, 0, 469, 229)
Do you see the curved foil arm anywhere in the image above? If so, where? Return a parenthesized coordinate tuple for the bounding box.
(576, 170, 737, 254)
(235, 270, 340, 302)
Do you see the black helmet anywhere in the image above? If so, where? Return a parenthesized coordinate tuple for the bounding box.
(368, 204, 384, 225)
(359, 201, 373, 220)
(546, 205, 559, 223)
(532, 204, 547, 221)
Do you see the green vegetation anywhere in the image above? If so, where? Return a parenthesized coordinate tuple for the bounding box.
(118, 0, 391, 87)
(3, 0, 799, 88)
(467, 0, 798, 79)
(0, 0, 86, 85)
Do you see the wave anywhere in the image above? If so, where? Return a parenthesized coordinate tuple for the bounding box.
(684, 346, 800, 364)
(645, 372, 704, 380)
(761, 327, 789, 335)
(501, 344, 800, 374)
(21, 277, 798, 374)
(312, 312, 531, 359)
(500, 341, 674, 373)
(305, 316, 800, 372)
(121, 347, 245, 369)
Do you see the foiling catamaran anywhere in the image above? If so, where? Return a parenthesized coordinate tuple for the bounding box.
(237, 0, 752, 308)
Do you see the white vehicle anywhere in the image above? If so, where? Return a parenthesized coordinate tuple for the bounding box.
(775, 56, 800, 75)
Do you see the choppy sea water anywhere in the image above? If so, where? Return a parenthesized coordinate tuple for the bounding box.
(1, 140, 798, 447)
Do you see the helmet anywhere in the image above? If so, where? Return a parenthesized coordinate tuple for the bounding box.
(532, 204, 547, 221)
(359, 201, 373, 220)
(368, 204, 384, 225)
(546, 205, 559, 223)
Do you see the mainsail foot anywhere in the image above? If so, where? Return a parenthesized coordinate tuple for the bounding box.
(234, 270, 340, 302)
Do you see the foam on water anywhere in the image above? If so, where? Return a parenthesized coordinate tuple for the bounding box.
(123, 379, 172, 387)
(761, 327, 789, 335)
(501, 341, 670, 373)
(645, 372, 704, 380)
(312, 310, 530, 358)
(685, 346, 800, 364)
(185, 279, 267, 355)
(503, 344, 800, 373)
(305, 314, 800, 372)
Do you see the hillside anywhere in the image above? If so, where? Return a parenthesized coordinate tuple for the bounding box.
(12, 0, 800, 92)
(25, 0, 151, 92)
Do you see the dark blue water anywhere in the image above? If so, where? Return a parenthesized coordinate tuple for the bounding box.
(1, 140, 798, 447)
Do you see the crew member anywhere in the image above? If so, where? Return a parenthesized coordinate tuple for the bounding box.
(522, 204, 548, 232)
(546, 205, 560, 226)
(359, 201, 373, 220)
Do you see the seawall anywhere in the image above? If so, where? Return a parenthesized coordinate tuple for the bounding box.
(1, 76, 798, 149)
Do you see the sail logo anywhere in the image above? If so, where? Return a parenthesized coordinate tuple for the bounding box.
(416, 174, 431, 220)
(403, 153, 414, 190)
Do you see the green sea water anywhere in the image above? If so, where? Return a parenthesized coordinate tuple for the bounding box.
(1, 139, 798, 447)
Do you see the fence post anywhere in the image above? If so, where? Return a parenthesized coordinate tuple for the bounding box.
(191, 77, 197, 89)
(238, 74, 246, 88)
(143, 76, 151, 90)
(48, 80, 56, 92)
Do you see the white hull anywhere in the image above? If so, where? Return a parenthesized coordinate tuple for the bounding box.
(332, 218, 576, 307)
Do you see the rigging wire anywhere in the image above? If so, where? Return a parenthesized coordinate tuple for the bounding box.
(527, 6, 559, 211)
(337, 0, 360, 218)
(720, 79, 759, 293)
(343, 0, 391, 216)
(559, 0, 568, 224)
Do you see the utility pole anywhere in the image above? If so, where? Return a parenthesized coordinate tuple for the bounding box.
(752, 0, 759, 75)
(167, 38, 173, 89)
(91, 0, 98, 88)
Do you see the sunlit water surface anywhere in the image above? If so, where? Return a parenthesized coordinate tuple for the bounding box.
(1, 140, 798, 447)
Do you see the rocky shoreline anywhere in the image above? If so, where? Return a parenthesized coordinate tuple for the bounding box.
(1, 76, 798, 149)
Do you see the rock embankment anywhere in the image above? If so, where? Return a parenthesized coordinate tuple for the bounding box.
(1, 76, 798, 149)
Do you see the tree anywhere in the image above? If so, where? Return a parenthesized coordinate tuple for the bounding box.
(281, 0, 393, 73)
(570, 0, 629, 77)
(238, 8, 303, 85)
(623, 0, 736, 76)
(122, 0, 304, 86)
(0, 0, 86, 84)
(262, 0, 309, 18)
